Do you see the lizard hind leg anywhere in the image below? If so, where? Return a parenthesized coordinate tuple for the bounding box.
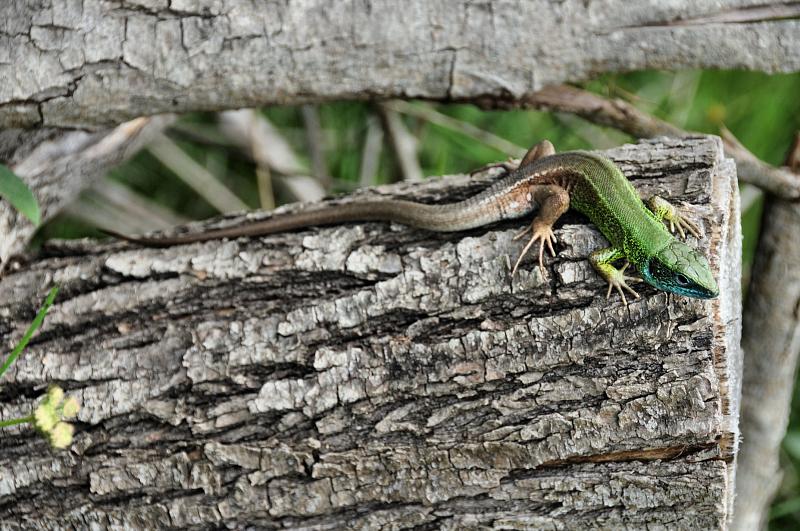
(472, 140, 557, 176)
(510, 184, 569, 278)
(518, 139, 556, 167)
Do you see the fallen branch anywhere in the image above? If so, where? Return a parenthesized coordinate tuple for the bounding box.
(3, 2, 799, 129)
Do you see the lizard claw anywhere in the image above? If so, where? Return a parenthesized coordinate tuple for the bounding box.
(672, 212, 701, 240)
(604, 262, 641, 306)
(512, 225, 531, 241)
(511, 224, 557, 278)
(647, 196, 702, 240)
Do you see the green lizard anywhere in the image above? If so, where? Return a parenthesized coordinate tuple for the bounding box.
(107, 140, 719, 304)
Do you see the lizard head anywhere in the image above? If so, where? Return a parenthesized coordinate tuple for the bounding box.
(641, 240, 719, 299)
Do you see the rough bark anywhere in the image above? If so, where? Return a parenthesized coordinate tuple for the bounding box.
(1, 0, 799, 130)
(0, 137, 741, 529)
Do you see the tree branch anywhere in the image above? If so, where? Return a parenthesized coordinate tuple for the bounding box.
(507, 84, 800, 200)
(733, 136, 800, 530)
(2, 1, 798, 129)
(0, 116, 173, 268)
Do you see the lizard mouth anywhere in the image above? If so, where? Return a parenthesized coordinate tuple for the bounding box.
(681, 284, 719, 299)
(642, 248, 719, 300)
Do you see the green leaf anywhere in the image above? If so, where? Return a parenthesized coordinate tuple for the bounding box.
(784, 431, 800, 460)
(0, 286, 59, 380)
(771, 495, 800, 520)
(0, 163, 40, 225)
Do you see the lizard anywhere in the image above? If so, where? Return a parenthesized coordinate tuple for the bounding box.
(105, 140, 719, 304)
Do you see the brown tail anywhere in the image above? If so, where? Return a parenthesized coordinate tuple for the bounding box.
(100, 197, 503, 248)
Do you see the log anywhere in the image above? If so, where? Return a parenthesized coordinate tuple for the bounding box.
(1, 1, 799, 130)
(0, 137, 741, 528)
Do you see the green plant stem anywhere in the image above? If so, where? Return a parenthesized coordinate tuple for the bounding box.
(0, 286, 59, 380)
(0, 415, 33, 428)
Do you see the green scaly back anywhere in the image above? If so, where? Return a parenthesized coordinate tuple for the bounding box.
(563, 152, 673, 266)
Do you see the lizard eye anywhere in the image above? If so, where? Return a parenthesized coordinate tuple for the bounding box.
(675, 273, 690, 287)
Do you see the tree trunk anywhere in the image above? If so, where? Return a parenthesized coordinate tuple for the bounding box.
(1, 1, 799, 130)
(0, 137, 742, 529)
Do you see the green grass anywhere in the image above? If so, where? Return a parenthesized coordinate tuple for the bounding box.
(0, 163, 40, 225)
(0, 286, 59, 382)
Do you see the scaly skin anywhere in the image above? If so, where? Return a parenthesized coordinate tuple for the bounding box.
(106, 141, 719, 303)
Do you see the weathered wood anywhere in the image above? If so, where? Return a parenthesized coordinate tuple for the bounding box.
(1, 0, 798, 130)
(0, 137, 741, 528)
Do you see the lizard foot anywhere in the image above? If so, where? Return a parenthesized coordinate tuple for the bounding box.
(646, 196, 701, 239)
(510, 223, 557, 278)
(604, 262, 641, 306)
(469, 158, 517, 177)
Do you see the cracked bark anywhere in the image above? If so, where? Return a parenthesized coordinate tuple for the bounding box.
(1, 1, 799, 130)
(0, 137, 742, 529)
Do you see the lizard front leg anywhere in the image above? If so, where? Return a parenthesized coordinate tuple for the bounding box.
(589, 246, 641, 305)
(646, 196, 701, 239)
(510, 184, 569, 277)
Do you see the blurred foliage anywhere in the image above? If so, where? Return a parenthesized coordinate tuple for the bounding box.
(0, 163, 40, 225)
(41, 69, 800, 526)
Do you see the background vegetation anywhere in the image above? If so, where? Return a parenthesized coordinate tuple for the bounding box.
(37, 69, 800, 528)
